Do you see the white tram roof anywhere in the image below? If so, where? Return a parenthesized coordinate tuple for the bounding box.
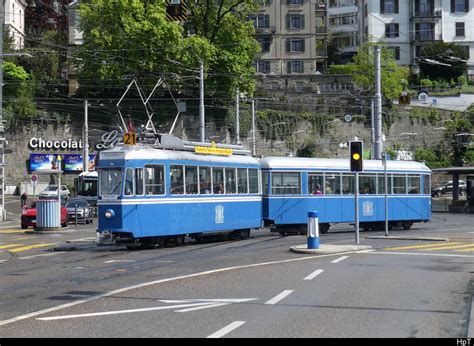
(259, 156, 431, 173)
(99, 144, 260, 165)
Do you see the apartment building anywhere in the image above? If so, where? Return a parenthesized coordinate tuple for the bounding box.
(252, 0, 328, 75)
(1, 0, 27, 49)
(363, 0, 474, 79)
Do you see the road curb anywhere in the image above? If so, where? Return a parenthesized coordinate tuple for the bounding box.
(290, 244, 372, 254)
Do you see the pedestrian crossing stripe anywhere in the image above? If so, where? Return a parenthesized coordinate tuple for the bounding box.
(386, 242, 462, 251)
(8, 243, 56, 253)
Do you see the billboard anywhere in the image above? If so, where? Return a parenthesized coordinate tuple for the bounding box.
(29, 154, 96, 173)
(63, 154, 96, 172)
(29, 154, 61, 171)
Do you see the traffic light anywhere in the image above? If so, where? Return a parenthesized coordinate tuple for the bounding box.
(350, 141, 363, 172)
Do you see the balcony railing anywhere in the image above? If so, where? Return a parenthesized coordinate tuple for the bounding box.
(412, 9, 442, 18)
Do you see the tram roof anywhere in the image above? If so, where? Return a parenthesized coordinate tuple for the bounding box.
(99, 145, 260, 165)
(259, 156, 431, 173)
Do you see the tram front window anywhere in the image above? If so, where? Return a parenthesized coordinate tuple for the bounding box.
(99, 168, 123, 196)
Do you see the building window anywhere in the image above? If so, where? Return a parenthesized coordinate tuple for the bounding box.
(286, 14, 305, 29)
(257, 60, 271, 73)
(286, 38, 305, 52)
(287, 60, 304, 74)
(251, 14, 270, 28)
(380, 0, 399, 14)
(257, 36, 271, 52)
(451, 0, 469, 12)
(416, 0, 432, 15)
(287, 0, 303, 4)
(455, 22, 465, 37)
(387, 46, 400, 60)
(385, 23, 399, 38)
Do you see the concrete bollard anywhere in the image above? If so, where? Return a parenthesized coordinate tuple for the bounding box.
(307, 210, 320, 249)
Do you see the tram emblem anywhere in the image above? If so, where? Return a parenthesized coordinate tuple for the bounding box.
(362, 201, 374, 216)
(215, 205, 224, 224)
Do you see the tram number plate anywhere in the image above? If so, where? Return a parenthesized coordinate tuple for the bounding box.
(123, 132, 137, 145)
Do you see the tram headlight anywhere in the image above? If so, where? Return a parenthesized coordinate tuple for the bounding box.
(104, 209, 115, 219)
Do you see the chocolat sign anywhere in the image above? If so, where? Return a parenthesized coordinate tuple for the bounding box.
(29, 137, 84, 150)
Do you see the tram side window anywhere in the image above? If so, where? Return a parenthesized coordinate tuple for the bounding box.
(342, 174, 354, 194)
(225, 168, 236, 194)
(249, 169, 259, 194)
(393, 175, 406, 194)
(325, 173, 340, 194)
(377, 174, 387, 194)
(407, 175, 420, 194)
(124, 168, 134, 195)
(359, 175, 376, 194)
(144, 165, 165, 195)
(262, 171, 269, 194)
(422, 174, 430, 195)
(308, 174, 324, 194)
(272, 172, 300, 195)
(185, 166, 198, 194)
(213, 167, 224, 194)
(170, 165, 184, 195)
(199, 167, 212, 194)
(135, 168, 144, 195)
(99, 168, 122, 196)
(237, 168, 248, 194)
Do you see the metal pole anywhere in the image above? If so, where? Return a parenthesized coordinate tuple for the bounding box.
(83, 100, 89, 172)
(371, 98, 375, 159)
(0, 8, 4, 221)
(199, 60, 205, 142)
(251, 99, 256, 156)
(374, 45, 383, 160)
(384, 151, 389, 236)
(354, 171, 360, 244)
(235, 88, 240, 145)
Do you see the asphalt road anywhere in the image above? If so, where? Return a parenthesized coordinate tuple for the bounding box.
(0, 198, 472, 338)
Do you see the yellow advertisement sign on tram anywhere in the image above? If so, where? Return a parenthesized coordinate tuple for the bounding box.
(194, 142, 233, 156)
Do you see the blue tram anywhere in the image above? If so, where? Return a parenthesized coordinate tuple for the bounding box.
(260, 156, 431, 234)
(96, 143, 262, 248)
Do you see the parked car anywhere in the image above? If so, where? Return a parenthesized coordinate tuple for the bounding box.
(431, 180, 467, 197)
(65, 198, 93, 224)
(21, 200, 68, 229)
(39, 185, 71, 200)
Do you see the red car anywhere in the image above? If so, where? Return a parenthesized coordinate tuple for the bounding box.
(21, 200, 68, 229)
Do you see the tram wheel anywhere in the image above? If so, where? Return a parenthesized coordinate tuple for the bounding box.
(402, 222, 413, 230)
(319, 223, 330, 234)
(175, 235, 185, 246)
(239, 229, 250, 240)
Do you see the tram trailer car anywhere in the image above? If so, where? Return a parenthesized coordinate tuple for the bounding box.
(260, 156, 431, 234)
(96, 144, 262, 248)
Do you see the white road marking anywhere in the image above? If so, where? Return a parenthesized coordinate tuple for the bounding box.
(0, 251, 363, 327)
(265, 290, 293, 305)
(331, 256, 349, 263)
(0, 259, 8, 264)
(207, 321, 246, 338)
(18, 252, 61, 260)
(176, 302, 230, 312)
(104, 260, 137, 263)
(370, 251, 474, 258)
(303, 269, 324, 281)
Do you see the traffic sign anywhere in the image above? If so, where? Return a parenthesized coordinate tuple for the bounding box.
(31, 175, 38, 182)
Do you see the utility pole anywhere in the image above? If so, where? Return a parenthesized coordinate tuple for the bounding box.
(251, 99, 256, 156)
(83, 100, 89, 172)
(374, 45, 383, 160)
(199, 60, 205, 142)
(235, 88, 240, 145)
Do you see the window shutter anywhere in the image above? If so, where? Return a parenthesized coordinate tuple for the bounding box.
(380, 0, 385, 14)
(302, 39, 305, 52)
(301, 14, 305, 28)
(300, 61, 304, 73)
(287, 62, 291, 74)
(385, 24, 389, 36)
(286, 14, 290, 29)
(395, 23, 399, 37)
(451, 0, 455, 12)
(286, 39, 290, 52)
(395, 0, 399, 13)
(465, 0, 469, 12)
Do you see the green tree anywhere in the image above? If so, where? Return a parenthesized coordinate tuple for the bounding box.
(349, 42, 409, 101)
(76, 0, 260, 103)
(419, 41, 468, 80)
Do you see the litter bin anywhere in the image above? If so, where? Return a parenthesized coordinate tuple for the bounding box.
(36, 199, 61, 231)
